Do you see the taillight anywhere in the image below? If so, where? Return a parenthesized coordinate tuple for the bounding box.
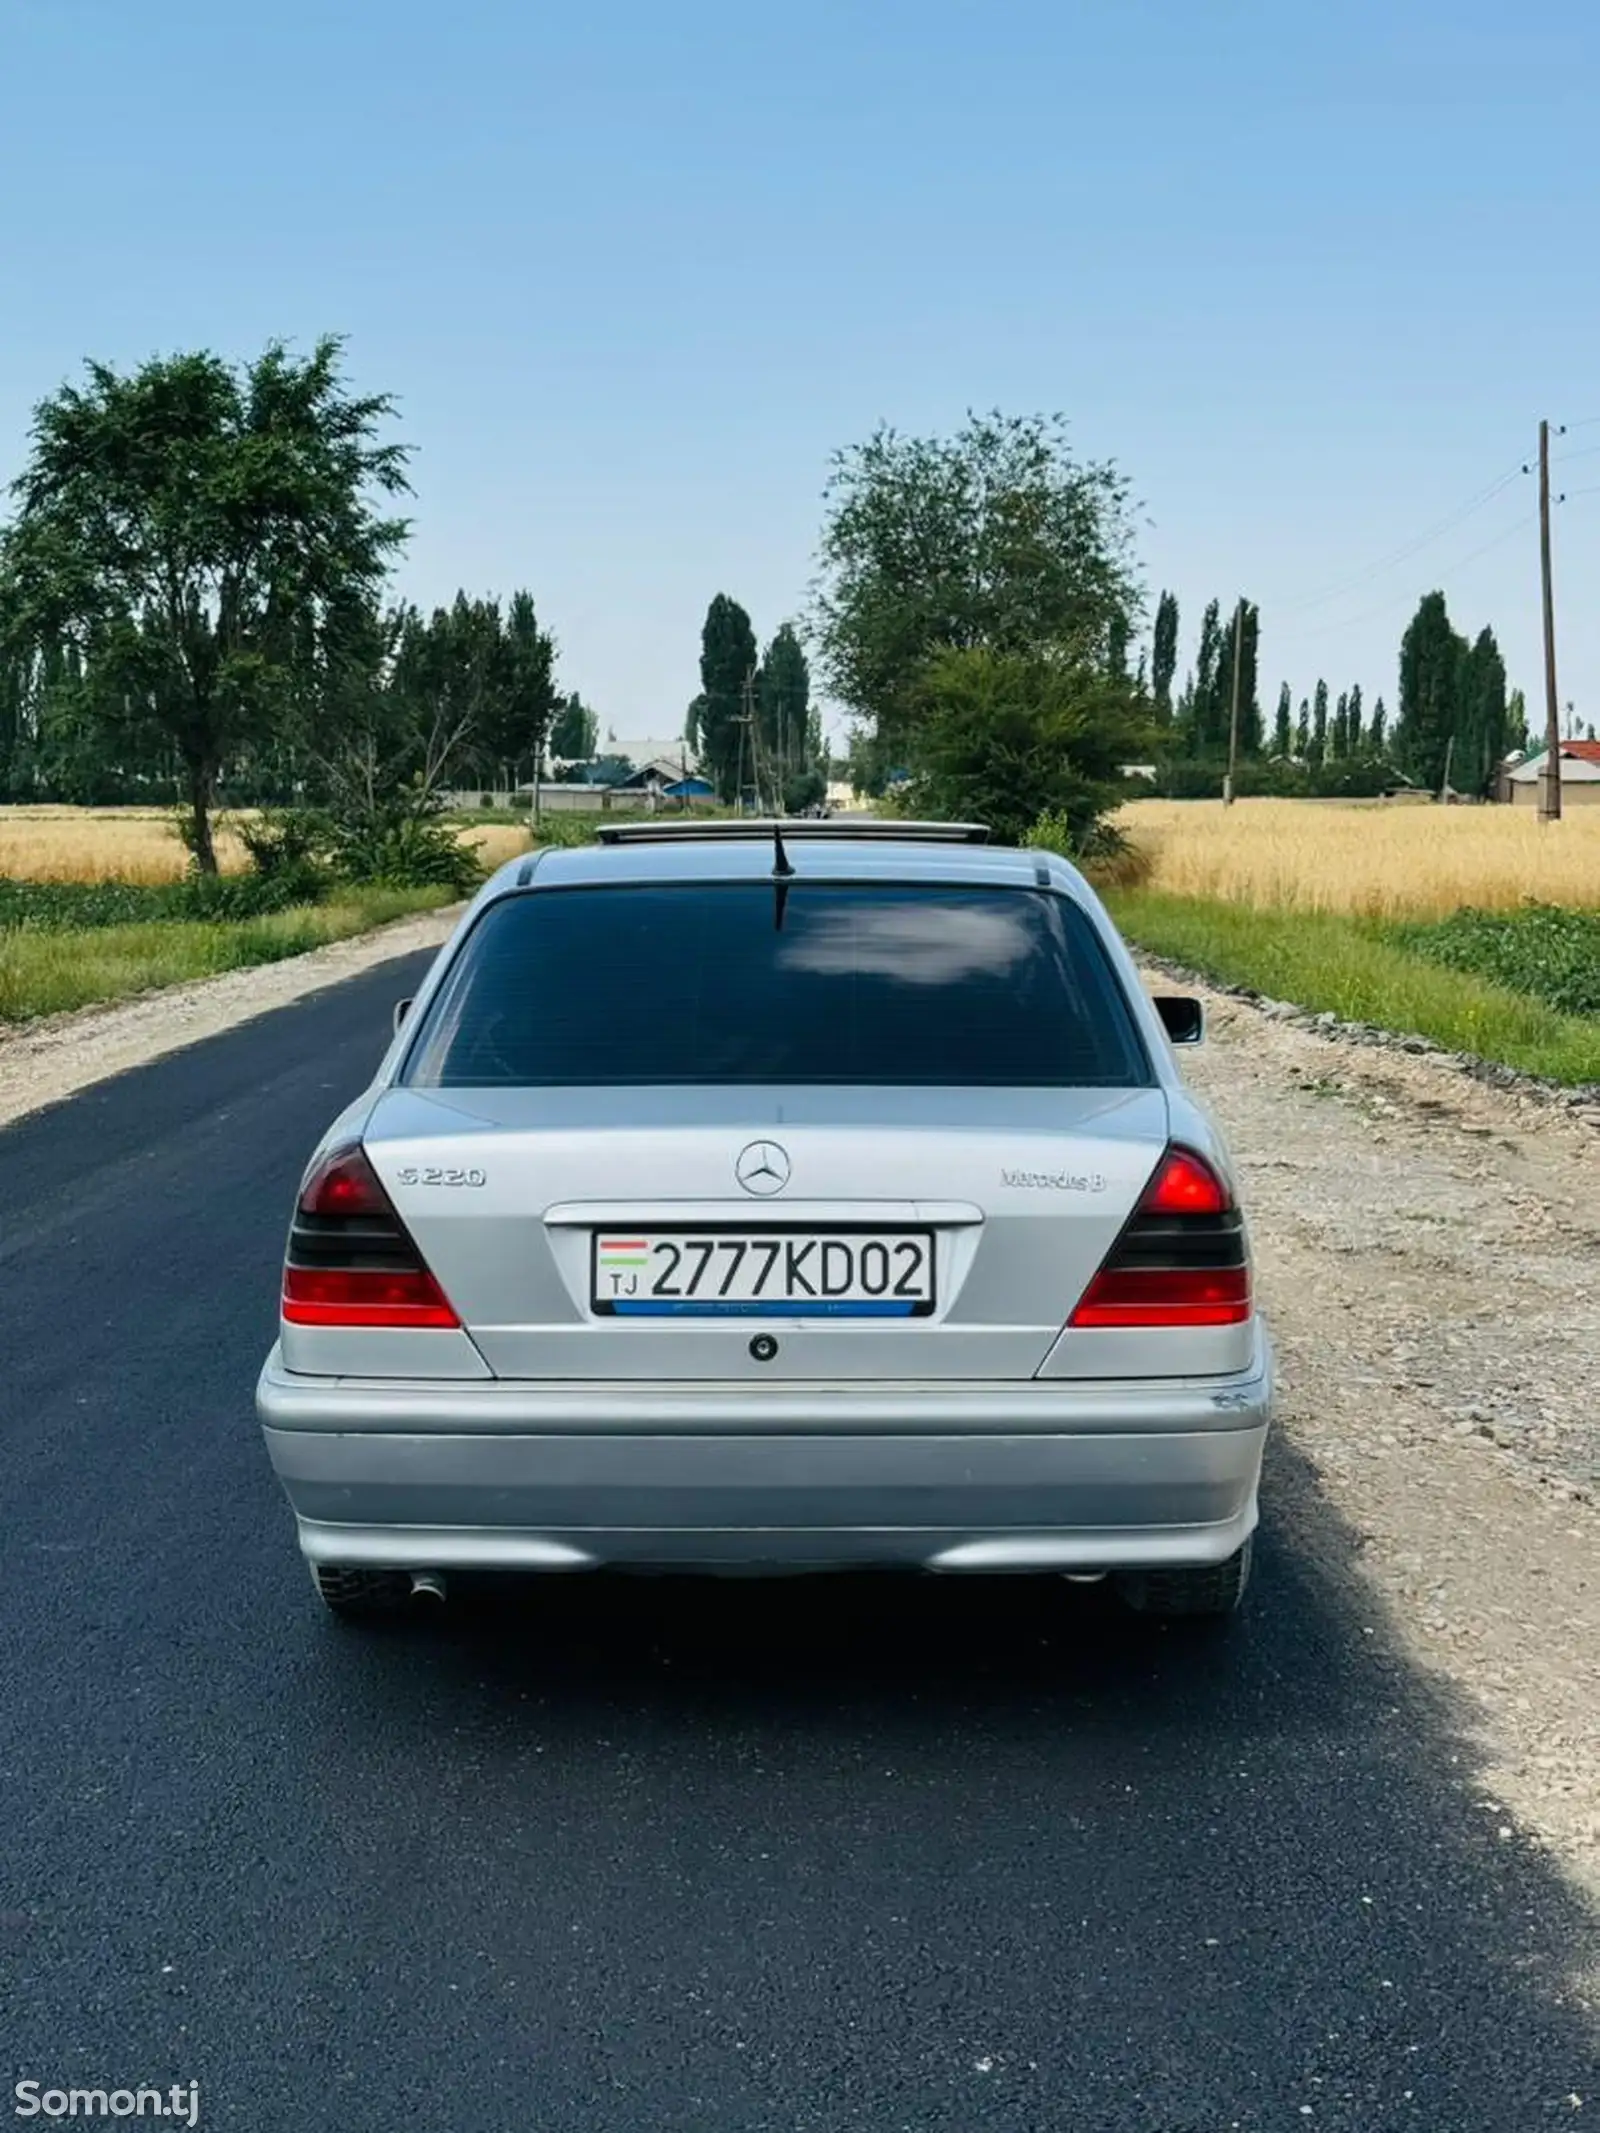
(282, 1143, 459, 1329)
(1070, 1146, 1251, 1328)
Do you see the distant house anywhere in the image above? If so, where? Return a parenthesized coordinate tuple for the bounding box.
(1497, 741, 1600, 806)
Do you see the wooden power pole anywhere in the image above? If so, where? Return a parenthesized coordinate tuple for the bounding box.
(1538, 418, 1562, 822)
(1223, 601, 1244, 806)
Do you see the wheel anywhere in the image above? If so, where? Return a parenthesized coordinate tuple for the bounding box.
(1117, 1537, 1253, 1621)
(309, 1563, 411, 1620)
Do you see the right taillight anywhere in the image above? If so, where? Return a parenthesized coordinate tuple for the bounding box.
(1069, 1146, 1251, 1328)
(282, 1142, 459, 1329)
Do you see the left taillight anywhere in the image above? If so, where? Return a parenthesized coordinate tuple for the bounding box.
(281, 1142, 459, 1329)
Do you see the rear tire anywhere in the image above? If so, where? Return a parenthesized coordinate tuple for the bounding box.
(1117, 1536, 1253, 1621)
(310, 1564, 411, 1620)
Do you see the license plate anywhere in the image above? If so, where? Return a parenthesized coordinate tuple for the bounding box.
(591, 1230, 936, 1317)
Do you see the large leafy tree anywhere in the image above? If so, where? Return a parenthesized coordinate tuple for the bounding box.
(696, 594, 759, 802)
(0, 337, 409, 870)
(812, 411, 1139, 755)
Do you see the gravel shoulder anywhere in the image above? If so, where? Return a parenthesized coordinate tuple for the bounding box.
(1159, 970, 1600, 1907)
(0, 902, 463, 1131)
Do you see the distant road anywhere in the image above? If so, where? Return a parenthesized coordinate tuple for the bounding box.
(0, 960, 1593, 2132)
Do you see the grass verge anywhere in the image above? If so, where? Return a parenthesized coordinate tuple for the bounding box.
(0, 886, 453, 1024)
(1106, 891, 1600, 1086)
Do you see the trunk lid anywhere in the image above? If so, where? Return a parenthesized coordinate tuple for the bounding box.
(362, 1083, 1171, 1381)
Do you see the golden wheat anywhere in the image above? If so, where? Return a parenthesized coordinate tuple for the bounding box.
(0, 807, 531, 885)
(0, 807, 250, 882)
(1116, 797, 1600, 919)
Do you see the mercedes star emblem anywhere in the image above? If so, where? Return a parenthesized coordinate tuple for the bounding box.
(735, 1140, 791, 1195)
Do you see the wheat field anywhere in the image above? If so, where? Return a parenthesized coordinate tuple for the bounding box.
(0, 807, 530, 884)
(1117, 797, 1600, 919)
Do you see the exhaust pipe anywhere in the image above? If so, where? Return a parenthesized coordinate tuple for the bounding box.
(410, 1571, 448, 1603)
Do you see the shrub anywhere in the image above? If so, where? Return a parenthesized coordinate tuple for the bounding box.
(897, 647, 1150, 849)
(323, 800, 484, 896)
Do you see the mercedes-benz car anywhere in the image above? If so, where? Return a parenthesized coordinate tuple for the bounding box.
(256, 819, 1272, 1623)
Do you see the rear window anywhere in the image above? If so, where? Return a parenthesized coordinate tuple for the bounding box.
(401, 882, 1151, 1089)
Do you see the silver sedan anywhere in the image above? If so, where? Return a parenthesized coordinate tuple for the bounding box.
(257, 821, 1272, 1622)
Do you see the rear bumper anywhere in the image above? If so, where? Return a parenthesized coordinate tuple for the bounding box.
(256, 1342, 1272, 1574)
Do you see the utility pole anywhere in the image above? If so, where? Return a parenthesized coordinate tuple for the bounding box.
(1538, 418, 1562, 823)
(1222, 600, 1244, 806)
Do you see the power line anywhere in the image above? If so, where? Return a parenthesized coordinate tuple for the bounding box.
(1295, 510, 1536, 643)
(1278, 463, 1527, 616)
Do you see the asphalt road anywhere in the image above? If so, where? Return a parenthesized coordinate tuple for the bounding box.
(1, 957, 1595, 2133)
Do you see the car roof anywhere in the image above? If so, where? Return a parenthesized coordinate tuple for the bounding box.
(481, 829, 1091, 898)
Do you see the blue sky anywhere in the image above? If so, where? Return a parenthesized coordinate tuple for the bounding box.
(3, 0, 1598, 747)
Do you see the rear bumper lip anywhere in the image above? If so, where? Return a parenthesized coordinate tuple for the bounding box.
(285, 1505, 1261, 1575)
(255, 1333, 1273, 1435)
(256, 1341, 1271, 1574)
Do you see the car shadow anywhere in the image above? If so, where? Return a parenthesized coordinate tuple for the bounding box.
(299, 1430, 1598, 2130)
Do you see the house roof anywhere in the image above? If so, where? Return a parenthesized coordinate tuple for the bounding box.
(1506, 743, 1600, 783)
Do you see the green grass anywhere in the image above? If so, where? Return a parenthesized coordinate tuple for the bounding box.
(0, 886, 453, 1023)
(1106, 890, 1600, 1086)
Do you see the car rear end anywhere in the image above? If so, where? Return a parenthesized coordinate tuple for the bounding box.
(257, 827, 1271, 1614)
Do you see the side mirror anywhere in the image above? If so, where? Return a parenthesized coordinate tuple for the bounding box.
(1154, 995, 1204, 1045)
(393, 997, 414, 1036)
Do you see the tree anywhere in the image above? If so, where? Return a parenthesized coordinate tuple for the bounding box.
(901, 646, 1150, 850)
(1505, 688, 1528, 753)
(1310, 680, 1329, 765)
(1347, 683, 1364, 754)
(812, 410, 1140, 755)
(696, 594, 759, 802)
(549, 692, 599, 763)
(1455, 626, 1508, 796)
(494, 591, 558, 783)
(757, 623, 812, 785)
(1369, 697, 1387, 755)
(1227, 600, 1262, 756)
(1151, 590, 1179, 720)
(1272, 682, 1292, 758)
(1295, 699, 1311, 758)
(0, 337, 409, 871)
(1183, 600, 1223, 755)
(1394, 592, 1462, 791)
(1332, 691, 1350, 760)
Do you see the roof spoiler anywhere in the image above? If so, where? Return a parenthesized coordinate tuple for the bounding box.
(593, 818, 991, 847)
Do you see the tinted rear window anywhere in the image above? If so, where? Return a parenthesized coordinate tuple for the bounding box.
(402, 883, 1150, 1089)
